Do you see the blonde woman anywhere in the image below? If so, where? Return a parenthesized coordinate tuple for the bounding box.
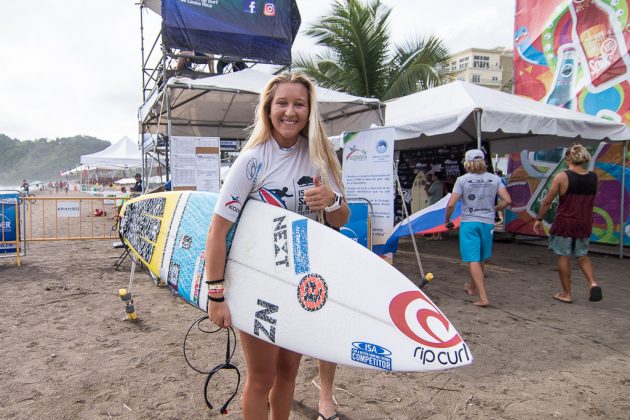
(204, 72, 349, 420)
(533, 144, 602, 303)
(445, 149, 511, 307)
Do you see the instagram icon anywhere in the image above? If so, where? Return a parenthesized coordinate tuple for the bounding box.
(264, 2, 275, 16)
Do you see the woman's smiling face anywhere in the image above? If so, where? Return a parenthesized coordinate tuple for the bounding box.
(269, 82, 309, 148)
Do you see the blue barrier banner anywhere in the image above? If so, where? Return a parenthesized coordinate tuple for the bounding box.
(0, 193, 20, 254)
(340, 202, 369, 248)
(162, 0, 301, 65)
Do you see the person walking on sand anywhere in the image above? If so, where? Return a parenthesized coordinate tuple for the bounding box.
(204, 72, 349, 420)
(445, 149, 511, 307)
(532, 144, 602, 304)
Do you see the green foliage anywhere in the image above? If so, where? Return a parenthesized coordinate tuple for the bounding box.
(293, 0, 451, 101)
(0, 134, 110, 186)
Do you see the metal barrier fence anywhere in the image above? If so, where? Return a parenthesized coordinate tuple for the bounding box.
(22, 196, 126, 241)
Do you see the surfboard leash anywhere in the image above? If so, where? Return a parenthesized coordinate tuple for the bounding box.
(183, 316, 241, 415)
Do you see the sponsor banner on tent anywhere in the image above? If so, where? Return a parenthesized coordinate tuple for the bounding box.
(515, 0, 630, 123)
(342, 127, 395, 255)
(161, 0, 301, 65)
(505, 142, 630, 246)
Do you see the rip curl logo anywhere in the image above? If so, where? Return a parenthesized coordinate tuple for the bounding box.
(345, 145, 368, 161)
(225, 195, 242, 213)
(297, 274, 328, 311)
(389, 291, 462, 348)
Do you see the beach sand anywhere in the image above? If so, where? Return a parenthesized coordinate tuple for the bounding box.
(1, 194, 629, 419)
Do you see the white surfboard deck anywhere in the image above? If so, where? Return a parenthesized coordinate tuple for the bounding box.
(411, 171, 429, 214)
(120, 192, 472, 372)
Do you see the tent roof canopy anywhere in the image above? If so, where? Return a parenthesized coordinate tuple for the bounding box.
(140, 69, 384, 139)
(81, 137, 143, 168)
(385, 81, 630, 153)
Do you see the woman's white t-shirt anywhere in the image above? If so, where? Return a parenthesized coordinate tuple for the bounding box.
(214, 137, 341, 223)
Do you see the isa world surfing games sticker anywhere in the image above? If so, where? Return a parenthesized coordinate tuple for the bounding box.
(350, 342, 392, 371)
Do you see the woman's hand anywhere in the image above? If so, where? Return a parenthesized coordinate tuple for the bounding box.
(532, 219, 543, 234)
(304, 176, 335, 211)
(208, 300, 231, 328)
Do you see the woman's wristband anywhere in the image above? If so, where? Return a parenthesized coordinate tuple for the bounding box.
(205, 279, 224, 285)
(208, 296, 225, 303)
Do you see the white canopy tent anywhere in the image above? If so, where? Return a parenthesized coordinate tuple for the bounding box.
(139, 68, 384, 139)
(81, 136, 143, 169)
(385, 81, 630, 154)
(385, 81, 629, 257)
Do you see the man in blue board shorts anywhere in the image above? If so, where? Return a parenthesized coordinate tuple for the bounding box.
(445, 149, 511, 307)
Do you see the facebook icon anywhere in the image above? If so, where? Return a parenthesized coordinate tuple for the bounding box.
(243, 0, 256, 13)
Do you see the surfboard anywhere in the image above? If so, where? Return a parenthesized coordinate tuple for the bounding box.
(119, 191, 472, 372)
(411, 171, 428, 214)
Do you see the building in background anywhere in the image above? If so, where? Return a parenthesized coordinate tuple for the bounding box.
(443, 47, 513, 92)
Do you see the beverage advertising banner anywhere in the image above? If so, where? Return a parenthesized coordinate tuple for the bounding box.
(505, 143, 630, 245)
(515, 0, 630, 120)
(342, 127, 395, 255)
(512, 0, 630, 245)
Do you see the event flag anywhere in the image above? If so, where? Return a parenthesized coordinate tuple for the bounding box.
(376, 194, 461, 254)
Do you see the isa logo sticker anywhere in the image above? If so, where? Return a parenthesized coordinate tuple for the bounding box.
(351, 342, 392, 371)
(243, 0, 257, 13)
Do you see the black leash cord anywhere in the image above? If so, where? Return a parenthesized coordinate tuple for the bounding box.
(183, 317, 241, 414)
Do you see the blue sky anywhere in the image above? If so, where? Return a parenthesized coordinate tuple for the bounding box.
(0, 0, 514, 143)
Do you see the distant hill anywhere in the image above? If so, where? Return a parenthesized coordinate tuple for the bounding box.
(0, 134, 111, 186)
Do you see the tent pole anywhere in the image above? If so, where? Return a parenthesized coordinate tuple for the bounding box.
(474, 108, 482, 149)
(166, 88, 173, 182)
(621, 140, 627, 259)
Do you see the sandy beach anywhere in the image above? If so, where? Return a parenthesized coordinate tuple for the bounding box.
(1, 194, 629, 419)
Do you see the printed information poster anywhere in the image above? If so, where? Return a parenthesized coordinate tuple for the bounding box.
(342, 127, 395, 255)
(171, 136, 221, 192)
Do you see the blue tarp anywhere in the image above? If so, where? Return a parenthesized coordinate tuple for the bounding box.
(162, 0, 301, 65)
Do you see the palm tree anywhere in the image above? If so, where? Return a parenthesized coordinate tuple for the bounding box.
(293, 0, 451, 101)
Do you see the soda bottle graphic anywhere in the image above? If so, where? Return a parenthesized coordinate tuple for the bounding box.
(527, 156, 567, 225)
(546, 44, 578, 109)
(570, 0, 629, 88)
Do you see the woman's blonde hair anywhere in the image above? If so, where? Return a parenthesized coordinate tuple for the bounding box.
(464, 159, 487, 174)
(243, 72, 344, 195)
(565, 144, 591, 165)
